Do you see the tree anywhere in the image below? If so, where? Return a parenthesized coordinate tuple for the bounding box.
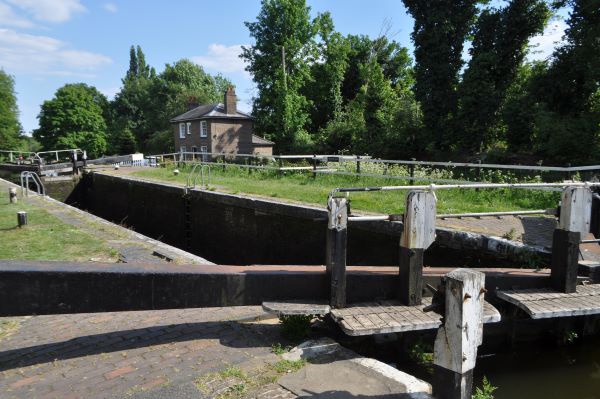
(241, 0, 318, 152)
(403, 0, 482, 151)
(0, 70, 22, 149)
(34, 84, 108, 158)
(457, 0, 550, 153)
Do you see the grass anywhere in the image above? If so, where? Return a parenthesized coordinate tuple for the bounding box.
(195, 360, 306, 399)
(0, 319, 20, 340)
(0, 197, 116, 261)
(131, 165, 560, 215)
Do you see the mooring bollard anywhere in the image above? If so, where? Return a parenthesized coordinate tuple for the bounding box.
(326, 196, 348, 308)
(8, 188, 17, 204)
(551, 186, 591, 293)
(399, 190, 436, 305)
(433, 268, 485, 399)
(17, 211, 27, 227)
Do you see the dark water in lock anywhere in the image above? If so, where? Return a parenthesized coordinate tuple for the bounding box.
(474, 336, 600, 399)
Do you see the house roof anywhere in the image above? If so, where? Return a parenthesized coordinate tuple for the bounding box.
(170, 103, 252, 122)
(252, 134, 275, 146)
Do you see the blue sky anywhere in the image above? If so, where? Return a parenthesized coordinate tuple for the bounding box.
(0, 0, 567, 134)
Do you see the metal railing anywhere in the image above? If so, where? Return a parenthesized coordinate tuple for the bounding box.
(186, 163, 211, 190)
(147, 151, 600, 184)
(20, 171, 45, 197)
(1, 149, 84, 165)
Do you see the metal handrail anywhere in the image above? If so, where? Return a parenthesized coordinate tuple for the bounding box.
(20, 171, 45, 197)
(186, 163, 211, 190)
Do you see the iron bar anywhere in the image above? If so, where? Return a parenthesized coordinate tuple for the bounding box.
(437, 209, 555, 219)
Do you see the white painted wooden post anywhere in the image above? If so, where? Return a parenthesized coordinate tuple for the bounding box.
(433, 268, 485, 399)
(399, 190, 436, 305)
(551, 186, 591, 293)
(326, 196, 348, 308)
(559, 186, 592, 236)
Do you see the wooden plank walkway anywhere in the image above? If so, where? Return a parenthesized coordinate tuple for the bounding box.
(329, 298, 500, 336)
(496, 284, 600, 319)
(262, 301, 330, 316)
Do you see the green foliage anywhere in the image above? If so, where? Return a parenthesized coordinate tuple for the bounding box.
(271, 359, 306, 374)
(33, 83, 108, 158)
(403, 0, 481, 150)
(472, 376, 497, 399)
(457, 0, 550, 153)
(0, 70, 22, 149)
(270, 342, 289, 355)
(241, 0, 318, 153)
(279, 314, 313, 341)
(110, 46, 228, 154)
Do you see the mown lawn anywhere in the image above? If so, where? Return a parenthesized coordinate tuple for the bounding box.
(0, 197, 116, 261)
(131, 165, 560, 214)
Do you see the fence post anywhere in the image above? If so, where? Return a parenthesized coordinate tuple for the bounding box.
(312, 154, 317, 179)
(356, 156, 361, 174)
(399, 190, 436, 305)
(222, 153, 226, 172)
(71, 150, 78, 175)
(82, 150, 87, 167)
(409, 158, 416, 185)
(551, 186, 591, 293)
(565, 163, 572, 181)
(278, 154, 283, 176)
(9, 152, 13, 163)
(433, 269, 485, 399)
(326, 196, 348, 308)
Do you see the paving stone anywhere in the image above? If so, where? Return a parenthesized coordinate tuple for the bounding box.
(0, 307, 273, 398)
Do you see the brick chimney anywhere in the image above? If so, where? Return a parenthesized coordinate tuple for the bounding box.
(187, 96, 199, 111)
(224, 86, 237, 115)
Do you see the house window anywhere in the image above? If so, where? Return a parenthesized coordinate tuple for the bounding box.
(191, 146, 198, 153)
(180, 146, 186, 153)
(179, 123, 185, 138)
(200, 121, 208, 137)
(186, 122, 192, 135)
(200, 145, 208, 161)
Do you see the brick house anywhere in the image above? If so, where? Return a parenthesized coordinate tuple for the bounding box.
(171, 87, 274, 157)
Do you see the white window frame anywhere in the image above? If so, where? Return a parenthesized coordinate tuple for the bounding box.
(200, 145, 208, 161)
(200, 120, 208, 137)
(186, 122, 192, 135)
(179, 123, 185, 138)
(180, 146, 186, 153)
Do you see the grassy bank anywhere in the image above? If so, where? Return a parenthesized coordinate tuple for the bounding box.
(0, 197, 116, 261)
(131, 165, 560, 214)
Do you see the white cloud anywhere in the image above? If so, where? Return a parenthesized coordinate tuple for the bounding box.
(6, 0, 85, 23)
(0, 2, 34, 28)
(192, 44, 249, 75)
(528, 19, 567, 61)
(103, 3, 117, 13)
(99, 86, 119, 99)
(0, 28, 112, 75)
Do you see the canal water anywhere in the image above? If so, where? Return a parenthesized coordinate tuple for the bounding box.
(475, 336, 600, 399)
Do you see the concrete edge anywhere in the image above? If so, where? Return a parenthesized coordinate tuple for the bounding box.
(0, 177, 214, 265)
(282, 337, 432, 395)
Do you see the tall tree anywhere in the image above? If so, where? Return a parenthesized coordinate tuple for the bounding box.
(541, 0, 600, 115)
(457, 0, 550, 153)
(403, 0, 482, 150)
(0, 70, 21, 149)
(241, 0, 318, 152)
(34, 84, 108, 157)
(304, 12, 349, 133)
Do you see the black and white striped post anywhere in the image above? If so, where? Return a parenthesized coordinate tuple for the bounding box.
(326, 196, 348, 309)
(399, 190, 436, 306)
(8, 188, 17, 204)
